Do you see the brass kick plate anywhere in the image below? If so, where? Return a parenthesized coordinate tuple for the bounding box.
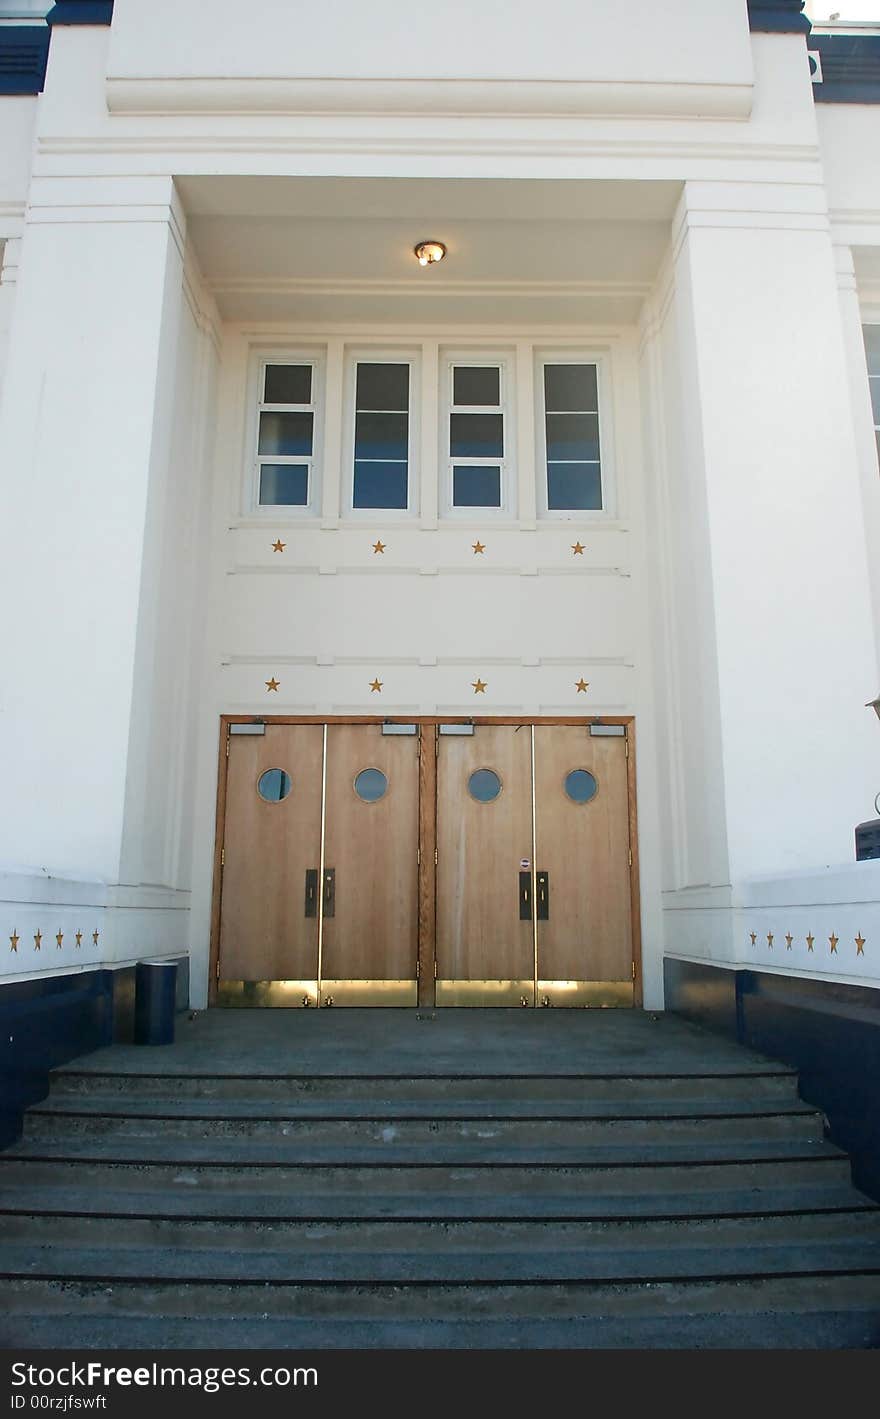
(537, 979, 635, 1008)
(435, 979, 537, 1007)
(217, 979, 417, 1007)
(318, 979, 417, 1007)
(217, 979, 320, 1008)
(435, 979, 635, 1008)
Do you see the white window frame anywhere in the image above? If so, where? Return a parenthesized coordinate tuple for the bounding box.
(534, 349, 615, 522)
(440, 349, 516, 519)
(244, 347, 325, 518)
(865, 323, 880, 470)
(342, 346, 421, 519)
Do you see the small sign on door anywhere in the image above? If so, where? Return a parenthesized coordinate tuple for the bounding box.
(520, 859, 531, 870)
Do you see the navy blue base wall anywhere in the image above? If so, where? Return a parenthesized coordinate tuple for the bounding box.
(0, 958, 189, 1150)
(0, 971, 113, 1149)
(665, 958, 880, 1201)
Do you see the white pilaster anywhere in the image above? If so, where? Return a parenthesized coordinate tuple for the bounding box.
(0, 177, 187, 889)
(671, 182, 880, 883)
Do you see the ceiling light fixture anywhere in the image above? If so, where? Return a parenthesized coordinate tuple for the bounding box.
(414, 241, 447, 267)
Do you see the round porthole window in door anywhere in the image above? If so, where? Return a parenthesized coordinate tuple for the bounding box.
(468, 768, 502, 803)
(257, 768, 292, 803)
(354, 767, 388, 802)
(564, 769, 598, 804)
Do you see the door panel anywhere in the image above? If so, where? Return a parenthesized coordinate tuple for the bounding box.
(436, 725, 534, 1005)
(217, 724, 323, 1005)
(320, 723, 419, 1004)
(534, 725, 633, 1006)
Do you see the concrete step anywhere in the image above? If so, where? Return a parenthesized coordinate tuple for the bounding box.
(31, 1092, 812, 1121)
(5, 1128, 840, 1169)
(47, 1070, 800, 1104)
(21, 1108, 824, 1147)
(0, 1158, 864, 1221)
(1, 1210, 879, 1282)
(5, 1273, 879, 1337)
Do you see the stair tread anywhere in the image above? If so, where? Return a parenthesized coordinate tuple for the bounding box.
(4, 1310, 877, 1349)
(3, 1233, 880, 1282)
(5, 1134, 843, 1166)
(0, 1182, 869, 1220)
(30, 1096, 813, 1120)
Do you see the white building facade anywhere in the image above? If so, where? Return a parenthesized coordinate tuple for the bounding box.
(1, 0, 879, 1016)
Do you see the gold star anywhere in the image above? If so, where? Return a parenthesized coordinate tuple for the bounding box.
(749, 931, 757, 946)
(369, 678, 383, 693)
(572, 542, 585, 555)
(9, 930, 19, 953)
(472, 678, 487, 694)
(856, 933, 866, 956)
(34, 930, 42, 951)
(472, 541, 485, 555)
(92, 929, 99, 947)
(806, 933, 815, 952)
(829, 933, 838, 955)
(56, 930, 63, 949)
(767, 932, 774, 948)
(575, 679, 589, 693)
(785, 933, 793, 950)
(75, 931, 82, 949)
(271, 539, 286, 553)
(372, 540, 386, 554)
(265, 678, 280, 692)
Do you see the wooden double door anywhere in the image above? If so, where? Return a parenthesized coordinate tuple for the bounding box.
(214, 720, 638, 1008)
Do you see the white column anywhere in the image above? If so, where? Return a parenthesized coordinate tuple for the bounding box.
(671, 182, 880, 883)
(0, 178, 186, 886)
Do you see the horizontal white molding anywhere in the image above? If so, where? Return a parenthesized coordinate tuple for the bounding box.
(103, 76, 754, 122)
(211, 277, 652, 302)
(227, 563, 629, 579)
(665, 950, 880, 992)
(221, 653, 632, 668)
(1, 953, 186, 990)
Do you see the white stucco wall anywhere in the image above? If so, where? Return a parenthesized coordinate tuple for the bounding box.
(0, 14, 878, 1005)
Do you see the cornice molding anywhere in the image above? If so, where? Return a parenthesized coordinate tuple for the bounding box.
(103, 76, 754, 122)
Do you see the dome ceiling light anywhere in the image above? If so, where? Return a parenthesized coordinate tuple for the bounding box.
(414, 241, 447, 267)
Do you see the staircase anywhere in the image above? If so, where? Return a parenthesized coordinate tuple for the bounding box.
(1, 1014, 879, 1348)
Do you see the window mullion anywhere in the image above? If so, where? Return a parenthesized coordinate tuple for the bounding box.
(322, 339, 345, 526)
(420, 340, 439, 528)
(516, 341, 536, 525)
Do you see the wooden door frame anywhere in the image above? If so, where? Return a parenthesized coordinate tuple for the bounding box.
(208, 714, 643, 1008)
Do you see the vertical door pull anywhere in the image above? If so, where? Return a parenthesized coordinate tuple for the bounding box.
(537, 871, 550, 920)
(304, 869, 318, 918)
(323, 867, 336, 918)
(519, 871, 532, 921)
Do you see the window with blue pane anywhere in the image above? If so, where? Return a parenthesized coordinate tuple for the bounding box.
(257, 361, 317, 508)
(352, 362, 410, 510)
(542, 363, 602, 512)
(448, 363, 505, 509)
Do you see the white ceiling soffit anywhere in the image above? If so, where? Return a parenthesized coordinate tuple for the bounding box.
(179, 177, 681, 325)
